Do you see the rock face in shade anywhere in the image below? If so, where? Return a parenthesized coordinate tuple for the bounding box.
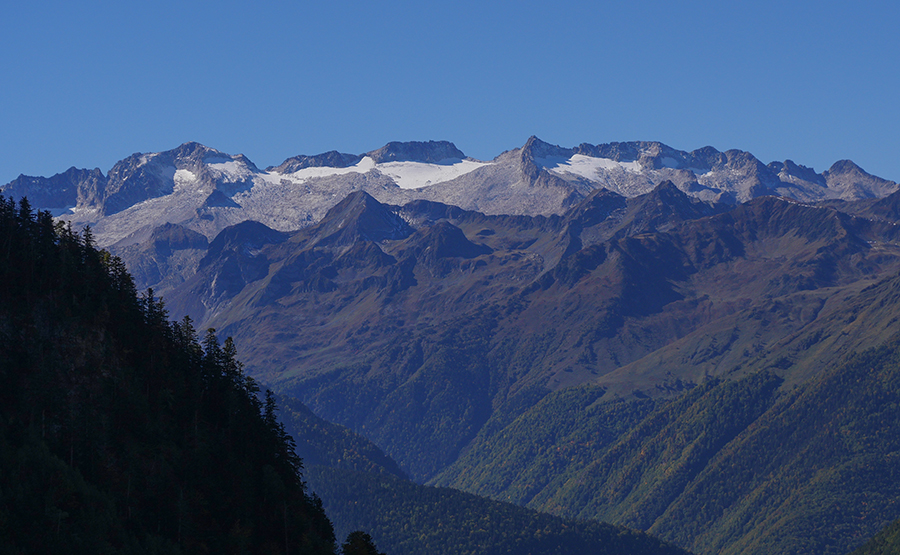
(1, 166, 106, 213)
(312, 190, 413, 246)
(365, 140, 467, 164)
(268, 151, 364, 173)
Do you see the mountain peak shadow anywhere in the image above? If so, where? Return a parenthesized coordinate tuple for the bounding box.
(613, 180, 725, 237)
(203, 220, 288, 265)
(414, 221, 493, 260)
(564, 188, 628, 229)
(314, 191, 413, 246)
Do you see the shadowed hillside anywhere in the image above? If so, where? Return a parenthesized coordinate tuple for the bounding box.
(0, 195, 692, 555)
(0, 198, 335, 554)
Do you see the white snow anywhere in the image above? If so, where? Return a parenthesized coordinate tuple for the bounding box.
(208, 159, 252, 182)
(537, 154, 643, 179)
(173, 169, 198, 192)
(266, 157, 487, 189)
(47, 205, 77, 217)
(376, 159, 489, 189)
(277, 156, 378, 181)
(174, 169, 196, 183)
(204, 156, 232, 165)
(256, 172, 289, 185)
(139, 153, 160, 165)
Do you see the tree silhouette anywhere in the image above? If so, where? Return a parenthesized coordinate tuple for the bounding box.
(341, 530, 386, 555)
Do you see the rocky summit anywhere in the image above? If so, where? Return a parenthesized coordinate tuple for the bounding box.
(4, 137, 896, 248)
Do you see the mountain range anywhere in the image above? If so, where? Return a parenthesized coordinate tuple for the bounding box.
(4, 138, 900, 555)
(4, 137, 895, 249)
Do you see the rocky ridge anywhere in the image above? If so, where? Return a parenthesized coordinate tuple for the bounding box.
(3, 137, 896, 248)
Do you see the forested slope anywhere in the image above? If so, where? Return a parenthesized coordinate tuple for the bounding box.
(308, 467, 691, 555)
(0, 196, 690, 555)
(852, 519, 900, 555)
(276, 389, 692, 555)
(433, 345, 900, 555)
(0, 198, 335, 554)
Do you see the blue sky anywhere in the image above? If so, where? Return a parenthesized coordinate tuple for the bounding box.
(2, 0, 898, 185)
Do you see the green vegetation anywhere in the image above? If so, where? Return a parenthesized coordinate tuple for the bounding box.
(435, 349, 900, 555)
(276, 393, 406, 478)
(341, 531, 387, 555)
(541, 371, 785, 530)
(277, 386, 691, 554)
(852, 519, 900, 555)
(432, 385, 657, 506)
(307, 466, 691, 555)
(0, 198, 335, 553)
(664, 341, 900, 555)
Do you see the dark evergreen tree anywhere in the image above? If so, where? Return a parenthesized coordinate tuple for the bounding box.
(341, 531, 386, 555)
(0, 197, 338, 554)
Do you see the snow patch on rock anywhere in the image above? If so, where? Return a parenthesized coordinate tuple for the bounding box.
(537, 154, 643, 178)
(376, 159, 490, 189)
(276, 156, 378, 182)
(208, 160, 253, 182)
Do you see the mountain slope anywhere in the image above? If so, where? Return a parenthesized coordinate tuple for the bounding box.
(0, 199, 335, 554)
(6, 136, 900, 555)
(433, 339, 900, 555)
(135, 187, 900, 485)
(274, 391, 692, 555)
(851, 518, 900, 555)
(120, 186, 900, 555)
(309, 467, 692, 555)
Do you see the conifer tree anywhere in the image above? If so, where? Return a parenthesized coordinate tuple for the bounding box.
(341, 531, 386, 555)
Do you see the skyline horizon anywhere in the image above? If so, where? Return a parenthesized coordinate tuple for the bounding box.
(3, 133, 892, 184)
(3, 1, 898, 185)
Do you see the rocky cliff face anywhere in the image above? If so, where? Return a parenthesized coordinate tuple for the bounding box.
(1, 166, 106, 213)
(366, 140, 467, 164)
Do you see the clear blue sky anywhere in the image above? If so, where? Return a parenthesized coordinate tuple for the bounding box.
(2, 0, 899, 185)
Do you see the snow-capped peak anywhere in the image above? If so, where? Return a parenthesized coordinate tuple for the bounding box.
(268, 155, 489, 190)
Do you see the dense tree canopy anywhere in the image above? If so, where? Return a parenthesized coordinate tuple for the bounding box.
(0, 198, 335, 554)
